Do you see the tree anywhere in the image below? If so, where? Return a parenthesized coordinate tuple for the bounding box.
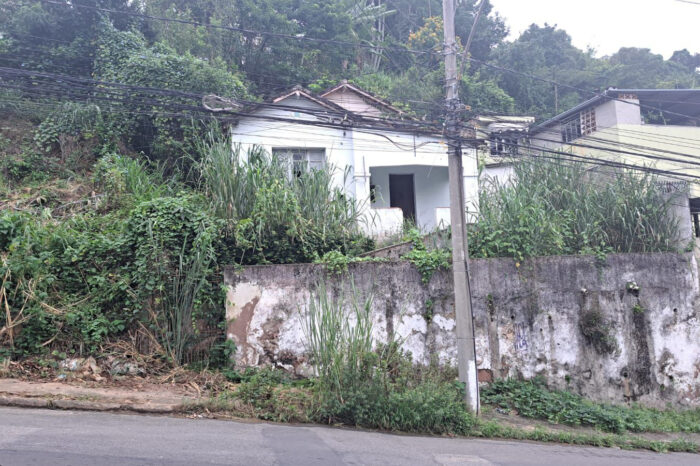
(0, 0, 143, 76)
(669, 49, 700, 74)
(491, 24, 594, 117)
(95, 24, 249, 162)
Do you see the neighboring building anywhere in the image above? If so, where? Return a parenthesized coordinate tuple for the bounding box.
(470, 115, 534, 185)
(229, 81, 479, 236)
(525, 88, 700, 241)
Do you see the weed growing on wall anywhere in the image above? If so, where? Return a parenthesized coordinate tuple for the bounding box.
(579, 310, 618, 354)
(401, 228, 451, 283)
(314, 250, 387, 275)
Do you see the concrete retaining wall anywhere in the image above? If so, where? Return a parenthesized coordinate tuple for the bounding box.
(223, 253, 700, 406)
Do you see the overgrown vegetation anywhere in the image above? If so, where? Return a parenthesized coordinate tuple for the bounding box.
(401, 228, 451, 283)
(0, 127, 370, 364)
(197, 132, 373, 265)
(482, 378, 700, 435)
(469, 158, 682, 260)
(0, 1, 696, 449)
(303, 281, 475, 434)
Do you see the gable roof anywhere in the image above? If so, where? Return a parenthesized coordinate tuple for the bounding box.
(271, 85, 350, 114)
(320, 80, 408, 117)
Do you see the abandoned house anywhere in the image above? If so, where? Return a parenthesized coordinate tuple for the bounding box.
(229, 80, 480, 236)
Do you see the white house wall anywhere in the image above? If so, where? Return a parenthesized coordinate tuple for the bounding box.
(230, 99, 356, 196)
(230, 94, 481, 233)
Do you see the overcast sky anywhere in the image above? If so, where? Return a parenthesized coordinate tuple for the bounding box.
(488, 0, 700, 58)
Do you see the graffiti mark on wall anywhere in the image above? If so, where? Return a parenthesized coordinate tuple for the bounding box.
(515, 322, 529, 352)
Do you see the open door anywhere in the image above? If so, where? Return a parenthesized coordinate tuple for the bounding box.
(389, 174, 416, 223)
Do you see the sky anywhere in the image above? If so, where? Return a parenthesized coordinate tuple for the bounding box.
(488, 0, 700, 58)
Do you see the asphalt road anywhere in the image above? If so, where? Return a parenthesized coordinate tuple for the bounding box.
(0, 407, 697, 466)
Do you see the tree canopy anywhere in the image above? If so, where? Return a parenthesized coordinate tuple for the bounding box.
(1, 0, 697, 124)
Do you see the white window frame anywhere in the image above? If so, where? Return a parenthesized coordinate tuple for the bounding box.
(271, 148, 326, 177)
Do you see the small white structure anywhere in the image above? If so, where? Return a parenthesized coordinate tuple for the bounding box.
(230, 81, 479, 237)
(470, 115, 534, 186)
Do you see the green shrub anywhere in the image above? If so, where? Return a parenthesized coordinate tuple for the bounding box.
(0, 193, 224, 363)
(0, 211, 28, 251)
(482, 378, 700, 434)
(401, 228, 450, 283)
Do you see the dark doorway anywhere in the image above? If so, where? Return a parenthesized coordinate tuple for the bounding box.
(389, 174, 416, 223)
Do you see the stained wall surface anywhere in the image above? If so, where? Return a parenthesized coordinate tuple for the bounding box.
(224, 253, 700, 406)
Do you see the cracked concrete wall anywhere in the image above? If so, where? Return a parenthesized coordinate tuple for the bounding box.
(223, 252, 700, 407)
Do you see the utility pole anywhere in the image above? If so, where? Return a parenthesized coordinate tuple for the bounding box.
(442, 0, 479, 414)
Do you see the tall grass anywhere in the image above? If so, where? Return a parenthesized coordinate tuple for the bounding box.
(303, 281, 475, 434)
(304, 281, 374, 395)
(470, 158, 682, 259)
(145, 223, 215, 366)
(93, 153, 173, 205)
(196, 129, 372, 264)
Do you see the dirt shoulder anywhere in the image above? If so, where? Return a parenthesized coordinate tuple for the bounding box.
(0, 377, 203, 413)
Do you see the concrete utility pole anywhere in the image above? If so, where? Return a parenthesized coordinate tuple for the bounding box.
(442, 0, 480, 414)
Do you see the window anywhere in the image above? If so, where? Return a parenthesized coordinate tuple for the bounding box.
(580, 108, 597, 136)
(561, 116, 581, 143)
(561, 108, 597, 143)
(489, 134, 520, 156)
(272, 148, 326, 177)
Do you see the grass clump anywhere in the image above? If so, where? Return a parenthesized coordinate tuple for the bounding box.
(304, 281, 475, 435)
(473, 421, 698, 453)
(482, 378, 700, 434)
(197, 132, 373, 265)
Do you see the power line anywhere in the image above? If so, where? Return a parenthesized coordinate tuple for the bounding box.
(463, 55, 700, 124)
(526, 134, 700, 168)
(15, 1, 699, 128)
(8, 65, 700, 175)
(491, 139, 700, 183)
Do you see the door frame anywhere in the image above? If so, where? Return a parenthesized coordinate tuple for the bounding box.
(388, 173, 417, 223)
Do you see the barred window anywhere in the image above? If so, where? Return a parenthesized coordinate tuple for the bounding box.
(561, 108, 597, 143)
(272, 148, 326, 177)
(580, 108, 597, 136)
(561, 117, 581, 143)
(489, 134, 520, 156)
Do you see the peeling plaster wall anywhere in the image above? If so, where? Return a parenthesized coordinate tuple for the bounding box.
(223, 253, 700, 407)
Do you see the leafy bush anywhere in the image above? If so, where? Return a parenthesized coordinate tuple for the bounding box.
(482, 378, 700, 434)
(401, 228, 450, 283)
